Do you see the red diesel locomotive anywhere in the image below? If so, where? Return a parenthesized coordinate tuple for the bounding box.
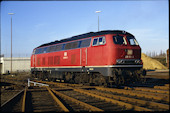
(31, 30, 146, 85)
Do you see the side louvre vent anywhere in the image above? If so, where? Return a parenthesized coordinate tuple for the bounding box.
(54, 56, 60, 65)
(48, 56, 53, 65)
(71, 54, 76, 64)
(37, 58, 41, 66)
(42, 57, 45, 65)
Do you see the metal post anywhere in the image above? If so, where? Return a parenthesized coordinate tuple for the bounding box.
(11, 16, 12, 74)
(28, 78, 30, 87)
(8, 13, 14, 74)
(95, 11, 101, 32)
(98, 15, 99, 31)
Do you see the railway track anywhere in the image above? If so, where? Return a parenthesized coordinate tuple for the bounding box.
(1, 89, 22, 105)
(53, 88, 126, 111)
(1, 81, 169, 112)
(1, 86, 68, 112)
(1, 89, 25, 112)
(1, 71, 169, 112)
(35, 80, 169, 111)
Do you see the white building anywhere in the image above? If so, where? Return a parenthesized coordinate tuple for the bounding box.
(0, 57, 31, 74)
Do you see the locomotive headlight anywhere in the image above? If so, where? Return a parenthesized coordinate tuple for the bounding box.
(135, 60, 141, 64)
(116, 59, 125, 64)
(116, 59, 121, 64)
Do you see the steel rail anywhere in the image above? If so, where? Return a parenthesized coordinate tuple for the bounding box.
(35, 80, 169, 100)
(21, 87, 27, 112)
(32, 81, 169, 111)
(73, 88, 152, 111)
(34, 80, 169, 100)
(88, 90, 169, 110)
(165, 84, 169, 87)
(154, 85, 169, 90)
(1, 89, 24, 111)
(46, 86, 69, 112)
(1, 79, 27, 86)
(51, 88, 103, 112)
(123, 88, 169, 98)
(126, 87, 169, 94)
(28, 86, 65, 112)
(95, 87, 169, 102)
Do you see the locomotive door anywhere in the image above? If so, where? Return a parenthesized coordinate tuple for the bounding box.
(32, 54, 36, 68)
(81, 48, 87, 66)
(32, 49, 36, 68)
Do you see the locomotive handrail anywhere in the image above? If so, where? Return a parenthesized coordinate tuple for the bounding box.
(28, 78, 49, 87)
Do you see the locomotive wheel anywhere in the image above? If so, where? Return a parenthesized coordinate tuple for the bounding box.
(48, 78, 56, 82)
(31, 72, 36, 79)
(138, 73, 146, 84)
(117, 75, 125, 85)
(73, 73, 90, 84)
(132, 71, 143, 84)
(90, 73, 107, 86)
(125, 71, 132, 84)
(81, 73, 90, 83)
(112, 69, 125, 85)
(74, 75, 80, 84)
(141, 76, 146, 83)
(65, 72, 75, 83)
(39, 72, 44, 80)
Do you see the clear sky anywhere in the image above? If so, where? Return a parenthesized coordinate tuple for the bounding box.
(1, 0, 169, 57)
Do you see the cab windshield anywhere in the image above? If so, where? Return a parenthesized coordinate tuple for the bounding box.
(113, 36, 126, 45)
(113, 35, 138, 45)
(126, 36, 139, 45)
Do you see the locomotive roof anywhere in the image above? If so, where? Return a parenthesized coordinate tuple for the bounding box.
(38, 30, 134, 48)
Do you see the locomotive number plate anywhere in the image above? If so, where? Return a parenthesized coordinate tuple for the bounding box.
(125, 55, 134, 58)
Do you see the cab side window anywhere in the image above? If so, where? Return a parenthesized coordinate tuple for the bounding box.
(99, 37, 103, 44)
(93, 38, 98, 46)
(92, 36, 106, 46)
(113, 36, 126, 45)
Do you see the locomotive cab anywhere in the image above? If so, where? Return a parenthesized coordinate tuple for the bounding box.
(112, 34, 142, 65)
(108, 32, 145, 85)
